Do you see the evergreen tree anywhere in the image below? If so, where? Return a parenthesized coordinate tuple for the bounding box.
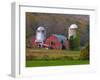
(69, 35, 80, 50)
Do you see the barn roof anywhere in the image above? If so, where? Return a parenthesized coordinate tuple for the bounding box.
(53, 34, 67, 43)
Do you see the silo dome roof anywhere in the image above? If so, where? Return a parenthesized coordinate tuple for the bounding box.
(37, 26, 45, 31)
(69, 24, 78, 29)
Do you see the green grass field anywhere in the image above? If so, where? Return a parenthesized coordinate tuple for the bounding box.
(26, 48, 89, 67)
(26, 60, 89, 67)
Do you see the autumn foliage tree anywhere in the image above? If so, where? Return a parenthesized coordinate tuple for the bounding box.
(80, 43, 89, 60)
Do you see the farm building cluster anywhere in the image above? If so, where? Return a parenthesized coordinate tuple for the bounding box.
(31, 24, 78, 50)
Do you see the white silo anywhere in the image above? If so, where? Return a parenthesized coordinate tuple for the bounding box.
(35, 26, 46, 47)
(68, 24, 78, 39)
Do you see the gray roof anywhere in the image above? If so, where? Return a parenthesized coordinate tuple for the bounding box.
(53, 34, 67, 44)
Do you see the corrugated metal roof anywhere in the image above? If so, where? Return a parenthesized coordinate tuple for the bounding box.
(53, 34, 67, 44)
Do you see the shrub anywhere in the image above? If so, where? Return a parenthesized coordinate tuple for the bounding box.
(69, 36, 80, 50)
(80, 44, 89, 60)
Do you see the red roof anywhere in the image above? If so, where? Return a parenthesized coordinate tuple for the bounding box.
(45, 35, 67, 49)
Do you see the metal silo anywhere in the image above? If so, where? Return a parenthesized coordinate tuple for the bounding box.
(35, 26, 46, 47)
(68, 24, 78, 39)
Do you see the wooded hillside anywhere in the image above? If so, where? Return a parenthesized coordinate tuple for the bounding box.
(26, 12, 89, 47)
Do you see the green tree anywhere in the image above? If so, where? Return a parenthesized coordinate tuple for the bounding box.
(69, 35, 80, 50)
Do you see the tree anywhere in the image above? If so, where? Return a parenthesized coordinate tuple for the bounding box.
(69, 35, 80, 50)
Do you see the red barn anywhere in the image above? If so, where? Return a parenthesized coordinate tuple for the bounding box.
(44, 34, 69, 49)
(31, 34, 69, 49)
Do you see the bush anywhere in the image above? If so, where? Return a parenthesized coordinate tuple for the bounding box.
(80, 44, 89, 60)
(69, 36, 80, 50)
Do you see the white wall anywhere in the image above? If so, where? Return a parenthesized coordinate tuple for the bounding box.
(0, 0, 100, 80)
